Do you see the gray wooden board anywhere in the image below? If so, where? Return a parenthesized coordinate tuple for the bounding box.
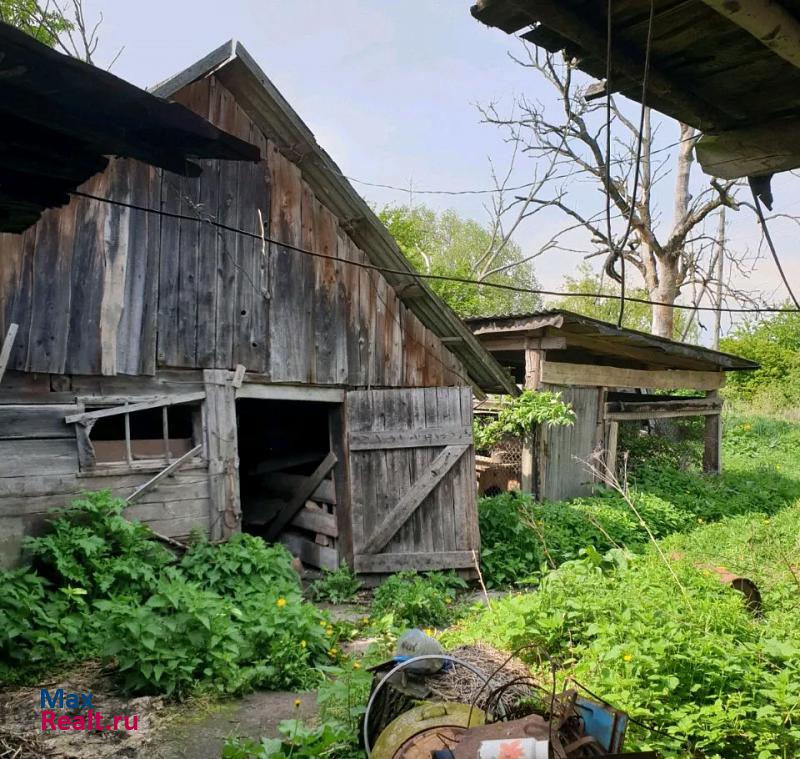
(157, 169, 183, 366)
(291, 507, 338, 538)
(347, 426, 472, 450)
(345, 387, 476, 574)
(0, 439, 78, 477)
(354, 551, 474, 573)
(265, 451, 337, 540)
(0, 405, 77, 439)
(541, 384, 600, 501)
(280, 530, 338, 571)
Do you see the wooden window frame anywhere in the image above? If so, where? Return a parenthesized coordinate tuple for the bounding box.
(67, 393, 206, 475)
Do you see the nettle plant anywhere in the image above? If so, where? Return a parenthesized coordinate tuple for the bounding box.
(474, 389, 575, 452)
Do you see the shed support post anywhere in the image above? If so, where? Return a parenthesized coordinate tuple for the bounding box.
(204, 369, 241, 540)
(703, 390, 722, 474)
(522, 345, 544, 495)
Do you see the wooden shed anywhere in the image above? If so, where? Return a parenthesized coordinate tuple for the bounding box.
(468, 310, 757, 501)
(0, 40, 517, 578)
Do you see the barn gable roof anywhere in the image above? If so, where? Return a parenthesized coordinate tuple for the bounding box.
(151, 41, 517, 396)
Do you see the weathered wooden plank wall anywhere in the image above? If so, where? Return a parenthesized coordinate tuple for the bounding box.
(0, 75, 467, 389)
(540, 385, 602, 501)
(0, 374, 211, 568)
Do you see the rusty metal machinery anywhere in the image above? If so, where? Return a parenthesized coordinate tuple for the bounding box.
(364, 652, 660, 759)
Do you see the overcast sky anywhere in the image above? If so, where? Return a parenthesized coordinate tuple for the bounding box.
(87, 1, 798, 337)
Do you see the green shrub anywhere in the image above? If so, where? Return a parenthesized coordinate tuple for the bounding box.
(720, 309, 800, 409)
(371, 571, 466, 628)
(308, 564, 362, 604)
(223, 719, 361, 759)
(3, 493, 332, 697)
(24, 490, 172, 599)
(447, 506, 800, 758)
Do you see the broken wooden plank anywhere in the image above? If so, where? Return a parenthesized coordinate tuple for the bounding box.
(64, 391, 206, 424)
(360, 444, 468, 555)
(235, 383, 344, 403)
(347, 425, 472, 451)
(265, 451, 337, 541)
(291, 507, 338, 538)
(280, 530, 338, 571)
(125, 444, 203, 504)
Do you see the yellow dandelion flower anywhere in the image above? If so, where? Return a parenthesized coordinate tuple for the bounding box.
(423, 628, 435, 637)
(300, 640, 307, 648)
(353, 661, 361, 670)
(361, 617, 370, 625)
(319, 619, 327, 627)
(326, 627, 334, 636)
(623, 654, 633, 662)
(697, 517, 704, 523)
(276, 597, 287, 608)
(294, 698, 302, 708)
(328, 648, 338, 657)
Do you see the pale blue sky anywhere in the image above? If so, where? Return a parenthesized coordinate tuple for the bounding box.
(87, 1, 798, 333)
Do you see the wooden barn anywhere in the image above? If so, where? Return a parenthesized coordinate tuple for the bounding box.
(0, 40, 517, 577)
(468, 310, 757, 501)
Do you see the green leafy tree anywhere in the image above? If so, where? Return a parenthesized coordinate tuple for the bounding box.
(720, 308, 800, 405)
(379, 204, 541, 318)
(555, 263, 698, 340)
(0, 0, 73, 47)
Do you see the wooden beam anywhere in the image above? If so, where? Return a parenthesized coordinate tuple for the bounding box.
(701, 0, 800, 70)
(64, 392, 206, 424)
(265, 452, 338, 540)
(281, 531, 339, 570)
(0, 323, 19, 385)
(605, 420, 619, 478)
(354, 550, 475, 574)
(348, 425, 472, 451)
(542, 361, 726, 391)
(696, 118, 800, 179)
(703, 390, 723, 474)
(479, 335, 566, 352)
(125, 445, 203, 504)
(605, 397, 724, 421)
(235, 383, 345, 403)
(524, 344, 544, 390)
(360, 444, 468, 555)
(291, 507, 338, 538)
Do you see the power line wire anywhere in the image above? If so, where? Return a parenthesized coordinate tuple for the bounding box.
(615, 0, 655, 328)
(69, 189, 800, 316)
(749, 180, 800, 310)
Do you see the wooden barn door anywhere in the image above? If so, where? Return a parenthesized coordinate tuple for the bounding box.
(345, 387, 479, 577)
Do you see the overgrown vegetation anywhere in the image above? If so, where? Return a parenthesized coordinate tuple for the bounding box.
(463, 411, 800, 757)
(473, 389, 575, 453)
(371, 570, 467, 628)
(721, 309, 800, 412)
(0, 493, 332, 697)
(308, 564, 362, 604)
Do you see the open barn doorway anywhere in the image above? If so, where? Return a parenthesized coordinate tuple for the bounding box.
(236, 398, 342, 571)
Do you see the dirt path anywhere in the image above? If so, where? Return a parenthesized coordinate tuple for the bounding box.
(152, 691, 318, 759)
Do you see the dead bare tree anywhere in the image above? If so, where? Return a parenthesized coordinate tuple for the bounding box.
(480, 47, 755, 339)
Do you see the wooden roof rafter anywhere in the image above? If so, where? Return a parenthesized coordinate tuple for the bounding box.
(471, 0, 800, 179)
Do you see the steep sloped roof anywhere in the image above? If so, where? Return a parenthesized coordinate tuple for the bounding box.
(152, 41, 518, 396)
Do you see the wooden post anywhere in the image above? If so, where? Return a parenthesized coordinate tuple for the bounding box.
(204, 369, 241, 540)
(522, 344, 544, 495)
(605, 420, 619, 480)
(703, 391, 722, 474)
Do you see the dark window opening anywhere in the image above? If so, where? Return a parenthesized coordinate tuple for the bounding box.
(88, 403, 199, 466)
